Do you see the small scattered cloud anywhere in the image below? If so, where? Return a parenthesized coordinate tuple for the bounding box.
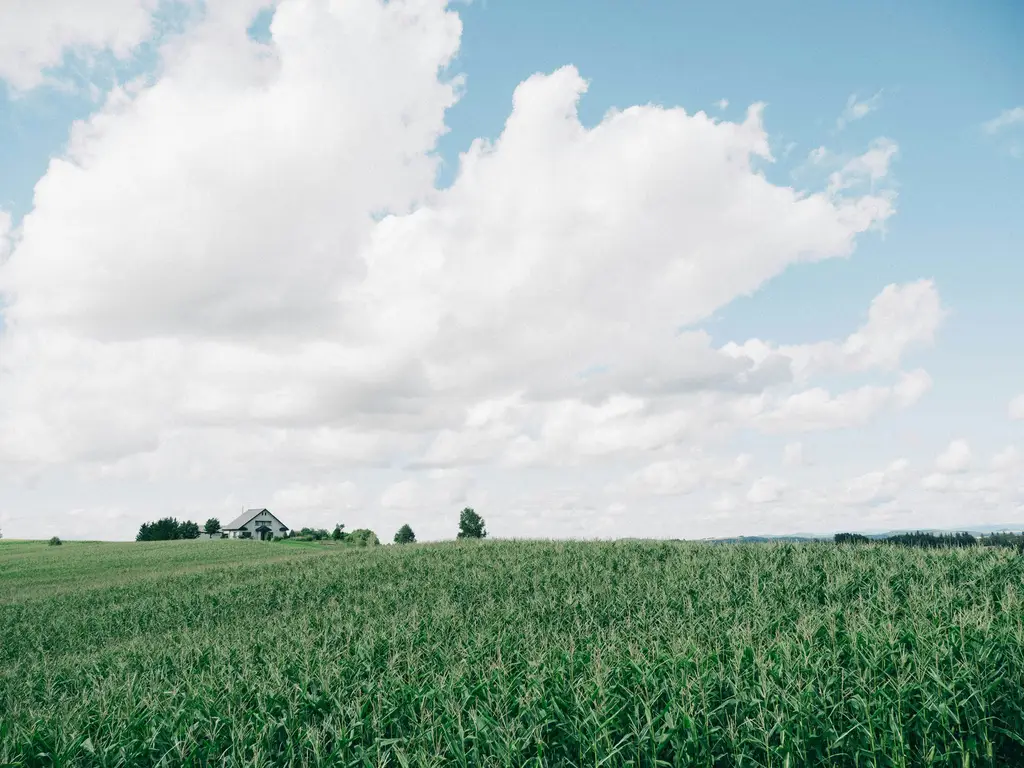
(921, 472, 950, 492)
(1008, 393, 1024, 420)
(623, 452, 751, 497)
(837, 91, 883, 130)
(983, 107, 1024, 158)
(827, 138, 898, 194)
(716, 98, 729, 110)
(724, 280, 942, 385)
(747, 476, 786, 504)
(935, 439, 971, 474)
(991, 446, 1019, 471)
(841, 458, 909, 505)
(753, 371, 929, 434)
(983, 107, 1024, 135)
(808, 146, 832, 165)
(782, 442, 804, 467)
(381, 470, 472, 511)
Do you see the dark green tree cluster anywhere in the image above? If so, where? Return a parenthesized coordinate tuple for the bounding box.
(136, 517, 202, 541)
(884, 531, 976, 548)
(48, 536, 62, 546)
(834, 530, 981, 549)
(982, 531, 1024, 549)
(834, 532, 870, 545)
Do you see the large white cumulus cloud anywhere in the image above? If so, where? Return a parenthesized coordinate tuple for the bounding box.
(0, 0, 963, 539)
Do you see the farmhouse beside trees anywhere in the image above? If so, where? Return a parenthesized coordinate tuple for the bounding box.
(222, 509, 290, 540)
(133, 506, 488, 545)
(136, 510, 290, 541)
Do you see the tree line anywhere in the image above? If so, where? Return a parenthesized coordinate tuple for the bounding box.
(137, 518, 204, 541)
(285, 508, 487, 545)
(835, 530, 1024, 551)
(135, 508, 488, 545)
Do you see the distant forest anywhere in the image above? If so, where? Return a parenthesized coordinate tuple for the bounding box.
(835, 530, 1024, 550)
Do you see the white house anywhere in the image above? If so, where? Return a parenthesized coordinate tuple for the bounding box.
(222, 508, 290, 540)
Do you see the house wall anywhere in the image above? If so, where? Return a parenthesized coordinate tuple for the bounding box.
(230, 511, 289, 540)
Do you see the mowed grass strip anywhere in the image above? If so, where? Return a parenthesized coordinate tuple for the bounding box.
(2, 539, 1023, 767)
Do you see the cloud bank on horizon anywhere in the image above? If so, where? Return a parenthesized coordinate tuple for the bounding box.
(0, 0, 1021, 541)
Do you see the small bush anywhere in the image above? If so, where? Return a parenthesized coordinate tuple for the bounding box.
(296, 528, 330, 541)
(48, 536, 62, 547)
(347, 529, 380, 547)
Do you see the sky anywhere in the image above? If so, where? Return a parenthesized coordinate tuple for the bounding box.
(0, 0, 1022, 542)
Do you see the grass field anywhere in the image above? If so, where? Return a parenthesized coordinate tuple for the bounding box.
(2, 538, 1023, 767)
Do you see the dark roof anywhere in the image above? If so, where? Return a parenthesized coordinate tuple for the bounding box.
(223, 508, 286, 531)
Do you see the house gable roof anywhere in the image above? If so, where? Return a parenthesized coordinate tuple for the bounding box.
(223, 508, 287, 531)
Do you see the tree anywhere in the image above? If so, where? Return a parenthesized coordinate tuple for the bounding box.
(48, 536, 62, 546)
(457, 508, 486, 540)
(179, 521, 201, 539)
(332, 523, 346, 541)
(394, 524, 416, 544)
(204, 518, 221, 536)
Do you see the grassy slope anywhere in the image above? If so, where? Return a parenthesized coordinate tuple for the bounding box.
(0, 539, 330, 602)
(2, 539, 1023, 767)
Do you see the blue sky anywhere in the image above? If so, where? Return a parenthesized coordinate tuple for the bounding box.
(0, 0, 1022, 540)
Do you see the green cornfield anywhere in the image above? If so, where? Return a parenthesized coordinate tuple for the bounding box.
(2, 538, 1023, 767)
